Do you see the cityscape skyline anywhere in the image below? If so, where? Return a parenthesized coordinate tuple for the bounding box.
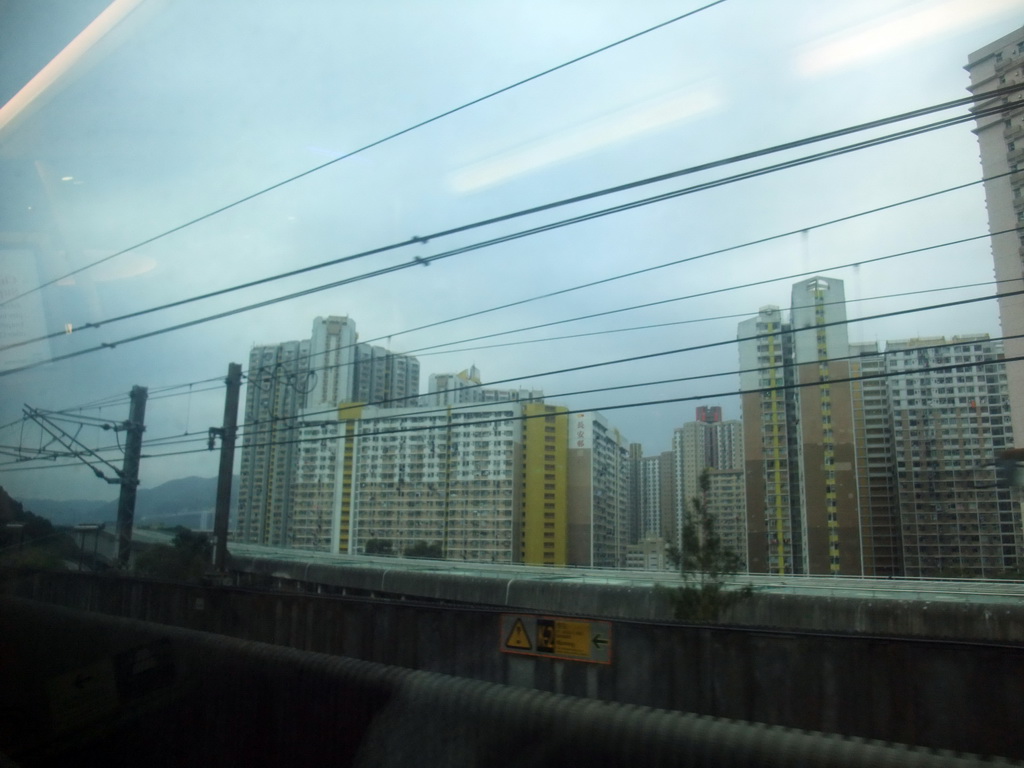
(226, 266, 1019, 578)
(1, 8, 1020, 525)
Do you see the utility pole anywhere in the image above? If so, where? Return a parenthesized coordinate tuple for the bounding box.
(116, 385, 148, 568)
(210, 363, 241, 572)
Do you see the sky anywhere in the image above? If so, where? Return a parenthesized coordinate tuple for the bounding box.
(0, 0, 1022, 502)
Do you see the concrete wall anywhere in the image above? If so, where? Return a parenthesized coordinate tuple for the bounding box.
(227, 554, 1024, 642)
(5, 569, 1024, 760)
(4, 597, 1001, 768)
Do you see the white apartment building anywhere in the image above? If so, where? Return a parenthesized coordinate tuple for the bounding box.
(347, 403, 523, 562)
(237, 315, 419, 548)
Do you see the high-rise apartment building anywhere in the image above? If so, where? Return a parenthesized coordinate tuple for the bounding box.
(706, 468, 747, 569)
(672, 406, 745, 566)
(236, 338, 310, 546)
(628, 443, 644, 545)
(426, 366, 542, 406)
(884, 336, 1019, 577)
(637, 454, 663, 541)
(330, 401, 569, 564)
(520, 402, 570, 565)
(739, 277, 860, 575)
(567, 412, 631, 567)
(967, 27, 1024, 445)
(345, 403, 524, 562)
(849, 342, 901, 576)
(353, 343, 421, 407)
(626, 449, 676, 570)
(306, 316, 357, 415)
(236, 316, 419, 548)
(739, 305, 800, 573)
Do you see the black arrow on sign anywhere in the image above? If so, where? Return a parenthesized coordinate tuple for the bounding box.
(592, 634, 609, 649)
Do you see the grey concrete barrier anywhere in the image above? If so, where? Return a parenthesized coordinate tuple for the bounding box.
(1, 597, 1015, 768)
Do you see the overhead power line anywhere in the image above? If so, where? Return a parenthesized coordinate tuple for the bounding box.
(229, 287, 1024, 429)
(2, 84, 1019, 360)
(1, 275, 1005, 450)
(5, 347, 1020, 475)
(376, 230, 1019, 360)
(1, 109, 1015, 382)
(25, 170, 1005, 416)
(0, 1, 728, 309)
(227, 325, 1024, 451)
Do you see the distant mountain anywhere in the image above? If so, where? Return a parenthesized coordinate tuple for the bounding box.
(19, 475, 238, 530)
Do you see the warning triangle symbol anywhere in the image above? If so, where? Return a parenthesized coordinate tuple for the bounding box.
(505, 618, 532, 650)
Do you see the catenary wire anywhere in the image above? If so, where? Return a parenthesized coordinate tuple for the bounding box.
(17, 164, 1016, 419)
(7, 287, 1019, 466)
(236, 226, 1020, 409)
(2, 85, 1019, 357)
(226, 323, 1024, 453)
(6, 346, 1016, 474)
(227, 287, 1024, 431)
(1, 274, 1008, 458)
(0, 1, 729, 309)
(0, 103, 1013, 381)
(2, 225, 1014, 450)
(54, 283, 992, 455)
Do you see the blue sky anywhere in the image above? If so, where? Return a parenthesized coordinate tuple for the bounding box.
(1, 0, 1022, 501)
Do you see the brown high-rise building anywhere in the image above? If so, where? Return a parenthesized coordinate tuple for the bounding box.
(739, 277, 861, 575)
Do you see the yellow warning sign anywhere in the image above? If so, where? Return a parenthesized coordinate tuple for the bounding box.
(505, 617, 532, 650)
(554, 620, 591, 657)
(499, 614, 612, 664)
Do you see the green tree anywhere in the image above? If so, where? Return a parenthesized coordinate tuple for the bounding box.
(664, 469, 752, 622)
(0, 488, 77, 571)
(134, 527, 212, 582)
(364, 538, 394, 555)
(404, 541, 443, 559)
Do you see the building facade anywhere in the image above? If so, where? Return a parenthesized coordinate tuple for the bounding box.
(738, 277, 860, 575)
(706, 468, 748, 569)
(672, 407, 745, 568)
(967, 27, 1024, 445)
(849, 342, 902, 576)
(236, 338, 310, 546)
(426, 366, 542, 407)
(567, 412, 631, 568)
(637, 454, 662, 541)
(346, 403, 523, 562)
(884, 336, 1020, 577)
(236, 316, 419, 548)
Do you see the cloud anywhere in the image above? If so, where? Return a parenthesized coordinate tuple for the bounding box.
(796, 0, 1022, 77)
(448, 83, 721, 193)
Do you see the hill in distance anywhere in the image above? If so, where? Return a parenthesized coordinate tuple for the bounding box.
(19, 475, 238, 530)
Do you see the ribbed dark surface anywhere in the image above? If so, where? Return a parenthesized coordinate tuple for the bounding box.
(1, 596, 1016, 767)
